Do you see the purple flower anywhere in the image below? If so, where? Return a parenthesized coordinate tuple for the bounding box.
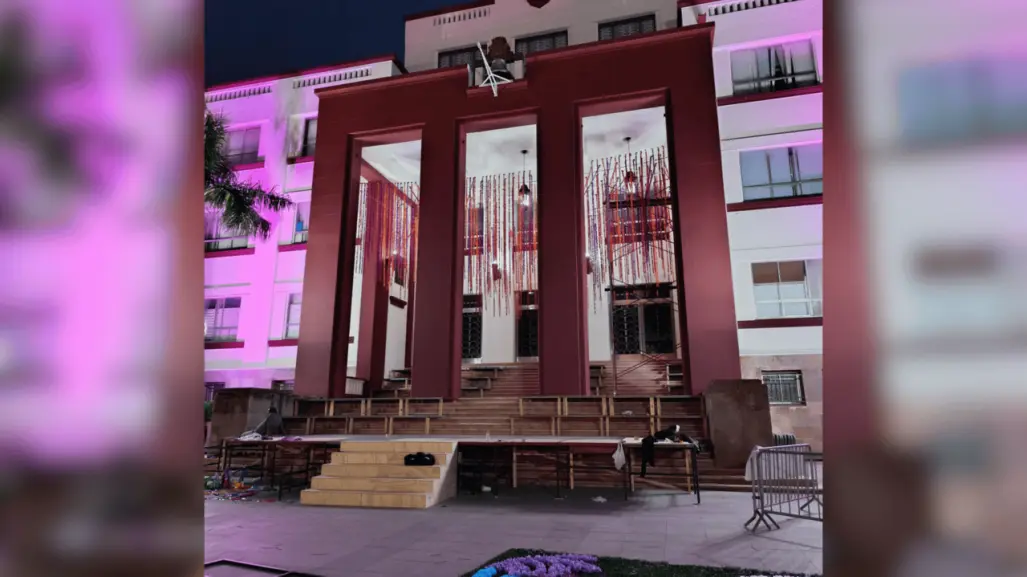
(486, 553, 602, 577)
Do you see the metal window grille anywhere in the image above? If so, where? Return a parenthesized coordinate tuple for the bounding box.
(301, 118, 317, 157)
(739, 143, 823, 201)
(204, 297, 242, 341)
(284, 294, 301, 339)
(751, 260, 823, 319)
(462, 295, 483, 360)
(598, 14, 657, 41)
(224, 126, 261, 165)
(515, 30, 568, 56)
(517, 291, 539, 358)
(730, 40, 819, 96)
(612, 283, 676, 354)
(761, 371, 805, 405)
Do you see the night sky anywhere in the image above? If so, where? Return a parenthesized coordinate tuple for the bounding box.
(204, 0, 469, 88)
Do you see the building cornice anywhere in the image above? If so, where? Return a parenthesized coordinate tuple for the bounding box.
(205, 54, 406, 94)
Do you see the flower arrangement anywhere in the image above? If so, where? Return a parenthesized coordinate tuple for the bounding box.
(471, 553, 603, 577)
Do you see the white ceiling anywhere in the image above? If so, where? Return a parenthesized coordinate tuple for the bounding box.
(361, 106, 667, 185)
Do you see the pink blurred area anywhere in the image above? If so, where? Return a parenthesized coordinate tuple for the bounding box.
(828, 0, 1027, 574)
(0, 0, 203, 575)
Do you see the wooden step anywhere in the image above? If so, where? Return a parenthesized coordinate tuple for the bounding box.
(339, 441, 454, 454)
(320, 463, 442, 479)
(301, 488, 429, 508)
(331, 451, 448, 465)
(310, 476, 435, 493)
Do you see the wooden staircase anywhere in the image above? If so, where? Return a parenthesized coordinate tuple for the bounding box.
(300, 441, 457, 508)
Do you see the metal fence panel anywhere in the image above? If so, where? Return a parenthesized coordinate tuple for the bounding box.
(745, 444, 823, 531)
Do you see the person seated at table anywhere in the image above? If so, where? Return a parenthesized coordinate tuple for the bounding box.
(253, 406, 286, 439)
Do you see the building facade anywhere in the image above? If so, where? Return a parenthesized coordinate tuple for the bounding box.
(204, 0, 824, 447)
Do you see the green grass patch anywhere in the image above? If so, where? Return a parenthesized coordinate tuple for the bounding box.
(463, 548, 819, 577)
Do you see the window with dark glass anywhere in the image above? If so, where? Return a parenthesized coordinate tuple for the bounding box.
(438, 45, 485, 69)
(301, 118, 317, 157)
(611, 283, 675, 355)
(730, 40, 819, 96)
(739, 143, 823, 200)
(598, 14, 656, 41)
(462, 294, 483, 360)
(224, 126, 261, 165)
(517, 291, 539, 358)
(515, 30, 568, 56)
(898, 58, 1027, 144)
(761, 370, 805, 405)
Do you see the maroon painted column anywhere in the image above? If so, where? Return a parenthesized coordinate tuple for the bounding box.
(536, 103, 590, 397)
(410, 119, 463, 400)
(665, 58, 742, 395)
(355, 187, 389, 393)
(295, 136, 363, 399)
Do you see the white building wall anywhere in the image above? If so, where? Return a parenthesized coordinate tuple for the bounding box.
(203, 59, 400, 388)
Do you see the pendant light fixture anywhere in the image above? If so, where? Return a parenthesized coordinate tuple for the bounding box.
(518, 149, 531, 202)
(623, 136, 637, 188)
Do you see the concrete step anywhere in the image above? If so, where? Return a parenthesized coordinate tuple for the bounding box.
(310, 476, 435, 493)
(331, 451, 449, 465)
(300, 488, 430, 509)
(320, 463, 442, 479)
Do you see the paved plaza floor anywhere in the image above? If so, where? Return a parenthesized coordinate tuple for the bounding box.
(205, 490, 823, 577)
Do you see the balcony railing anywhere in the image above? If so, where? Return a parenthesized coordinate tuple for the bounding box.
(226, 151, 261, 166)
(708, 0, 802, 17)
(205, 235, 250, 252)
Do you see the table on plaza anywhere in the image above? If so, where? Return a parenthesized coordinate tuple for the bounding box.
(456, 436, 700, 504)
(213, 435, 344, 499)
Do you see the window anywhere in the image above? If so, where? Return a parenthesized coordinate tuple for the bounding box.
(612, 283, 676, 355)
(204, 382, 225, 402)
(204, 212, 248, 252)
(284, 294, 301, 338)
(224, 126, 261, 165)
(465, 206, 485, 254)
(739, 143, 823, 200)
(438, 45, 485, 69)
(271, 380, 294, 392)
(462, 295, 483, 360)
(205, 297, 242, 341)
(761, 371, 805, 405)
(517, 291, 539, 358)
(292, 201, 311, 244)
(515, 30, 568, 56)
(898, 58, 1027, 144)
(751, 259, 822, 319)
(599, 14, 657, 41)
(730, 40, 818, 96)
(301, 118, 317, 157)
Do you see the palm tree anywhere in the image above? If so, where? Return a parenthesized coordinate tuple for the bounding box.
(204, 112, 291, 240)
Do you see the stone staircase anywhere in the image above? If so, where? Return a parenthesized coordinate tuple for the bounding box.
(300, 440, 458, 509)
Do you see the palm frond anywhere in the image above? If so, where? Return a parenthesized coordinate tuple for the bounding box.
(203, 110, 292, 240)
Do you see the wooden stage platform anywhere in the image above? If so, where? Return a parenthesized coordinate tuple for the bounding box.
(210, 434, 701, 509)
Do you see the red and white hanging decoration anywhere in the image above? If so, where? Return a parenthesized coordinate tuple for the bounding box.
(464, 167, 537, 314)
(583, 145, 675, 306)
(357, 180, 420, 299)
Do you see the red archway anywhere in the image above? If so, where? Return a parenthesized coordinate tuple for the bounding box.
(295, 24, 741, 400)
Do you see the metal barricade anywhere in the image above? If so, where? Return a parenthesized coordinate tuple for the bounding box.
(745, 444, 823, 531)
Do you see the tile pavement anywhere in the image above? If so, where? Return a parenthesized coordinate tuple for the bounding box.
(205, 491, 822, 577)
